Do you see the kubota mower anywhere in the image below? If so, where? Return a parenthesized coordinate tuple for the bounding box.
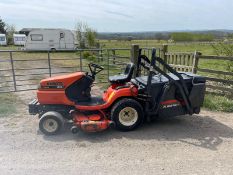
(29, 49, 206, 135)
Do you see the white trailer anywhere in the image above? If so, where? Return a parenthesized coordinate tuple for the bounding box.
(13, 34, 26, 46)
(25, 29, 75, 51)
(0, 34, 7, 46)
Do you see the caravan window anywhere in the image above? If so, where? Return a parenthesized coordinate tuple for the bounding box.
(60, 32, 65, 38)
(31, 34, 43, 41)
(15, 37, 25, 41)
(0, 37, 5, 41)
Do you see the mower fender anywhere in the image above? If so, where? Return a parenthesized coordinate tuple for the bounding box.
(75, 85, 138, 110)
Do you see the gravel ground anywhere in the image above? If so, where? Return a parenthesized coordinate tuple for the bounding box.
(0, 90, 233, 175)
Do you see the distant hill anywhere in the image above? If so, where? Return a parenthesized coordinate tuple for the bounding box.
(97, 30, 233, 40)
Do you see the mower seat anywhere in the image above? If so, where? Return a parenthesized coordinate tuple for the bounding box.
(109, 63, 135, 84)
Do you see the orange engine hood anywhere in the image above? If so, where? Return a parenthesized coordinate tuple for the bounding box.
(40, 72, 85, 89)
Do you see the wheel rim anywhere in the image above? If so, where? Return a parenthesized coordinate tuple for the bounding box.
(43, 118, 58, 133)
(119, 107, 138, 126)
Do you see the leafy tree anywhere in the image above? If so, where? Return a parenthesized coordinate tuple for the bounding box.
(85, 26, 97, 47)
(75, 21, 97, 48)
(6, 24, 16, 45)
(75, 21, 86, 48)
(0, 17, 7, 34)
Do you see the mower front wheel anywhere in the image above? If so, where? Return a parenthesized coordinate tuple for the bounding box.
(111, 98, 144, 131)
(39, 111, 64, 135)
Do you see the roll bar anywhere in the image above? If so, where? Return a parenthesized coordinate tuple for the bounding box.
(141, 49, 193, 115)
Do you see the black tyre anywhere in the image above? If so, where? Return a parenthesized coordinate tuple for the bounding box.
(111, 98, 144, 131)
(39, 111, 64, 135)
(50, 48, 56, 52)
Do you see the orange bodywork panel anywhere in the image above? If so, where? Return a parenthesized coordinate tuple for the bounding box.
(37, 90, 75, 105)
(40, 72, 85, 90)
(37, 72, 85, 105)
(75, 85, 138, 111)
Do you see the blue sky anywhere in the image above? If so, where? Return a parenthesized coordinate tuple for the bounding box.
(1, 0, 233, 32)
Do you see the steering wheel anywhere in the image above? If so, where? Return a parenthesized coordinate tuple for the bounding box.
(88, 63, 104, 78)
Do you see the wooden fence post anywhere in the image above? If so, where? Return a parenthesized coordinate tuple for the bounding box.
(162, 44, 168, 71)
(131, 44, 139, 78)
(193, 51, 201, 74)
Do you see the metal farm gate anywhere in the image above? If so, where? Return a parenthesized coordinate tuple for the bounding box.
(0, 46, 161, 93)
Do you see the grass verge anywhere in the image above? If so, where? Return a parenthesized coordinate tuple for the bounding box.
(203, 93, 233, 113)
(0, 93, 20, 117)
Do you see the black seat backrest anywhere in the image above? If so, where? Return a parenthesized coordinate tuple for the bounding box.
(124, 63, 134, 77)
(109, 63, 135, 84)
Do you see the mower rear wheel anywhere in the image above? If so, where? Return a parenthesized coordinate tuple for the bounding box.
(39, 111, 64, 135)
(111, 98, 144, 131)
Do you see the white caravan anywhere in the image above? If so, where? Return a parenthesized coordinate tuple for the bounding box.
(0, 34, 7, 46)
(13, 34, 26, 46)
(25, 29, 75, 51)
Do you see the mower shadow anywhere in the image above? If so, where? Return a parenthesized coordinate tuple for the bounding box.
(43, 114, 233, 151)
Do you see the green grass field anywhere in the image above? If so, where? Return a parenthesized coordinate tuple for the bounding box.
(99, 40, 217, 54)
(0, 41, 232, 113)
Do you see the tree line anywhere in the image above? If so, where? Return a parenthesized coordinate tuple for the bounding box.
(170, 32, 214, 42)
(97, 32, 218, 42)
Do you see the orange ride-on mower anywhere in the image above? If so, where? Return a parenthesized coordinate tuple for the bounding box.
(29, 49, 206, 135)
